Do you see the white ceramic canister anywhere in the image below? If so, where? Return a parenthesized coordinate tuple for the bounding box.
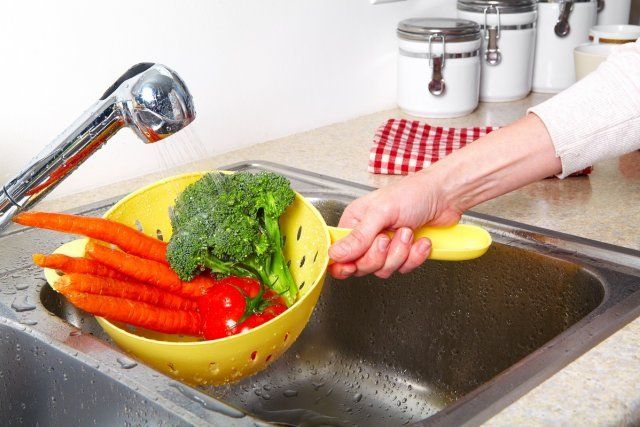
(533, 0, 598, 93)
(596, 0, 631, 25)
(397, 18, 482, 118)
(457, 0, 538, 102)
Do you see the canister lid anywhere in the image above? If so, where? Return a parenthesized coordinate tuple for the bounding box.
(457, 0, 538, 13)
(397, 18, 481, 42)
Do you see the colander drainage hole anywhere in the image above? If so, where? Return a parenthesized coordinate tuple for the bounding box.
(250, 351, 258, 361)
(284, 333, 289, 342)
(156, 229, 164, 241)
(300, 256, 306, 268)
(313, 251, 318, 263)
(282, 235, 287, 245)
(135, 219, 144, 232)
(286, 260, 291, 269)
(266, 354, 272, 363)
(296, 226, 302, 241)
(300, 281, 305, 290)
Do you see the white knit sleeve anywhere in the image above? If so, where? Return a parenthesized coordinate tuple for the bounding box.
(528, 40, 640, 178)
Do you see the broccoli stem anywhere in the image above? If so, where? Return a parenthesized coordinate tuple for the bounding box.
(262, 216, 298, 307)
(202, 256, 254, 280)
(268, 249, 297, 306)
(203, 252, 282, 302)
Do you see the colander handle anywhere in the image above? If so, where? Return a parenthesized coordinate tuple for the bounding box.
(328, 223, 491, 262)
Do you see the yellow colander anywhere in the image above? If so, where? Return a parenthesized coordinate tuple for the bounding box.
(43, 171, 491, 386)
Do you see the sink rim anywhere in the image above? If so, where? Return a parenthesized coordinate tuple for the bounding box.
(2, 160, 640, 426)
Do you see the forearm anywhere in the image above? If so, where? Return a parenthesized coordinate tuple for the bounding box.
(419, 114, 561, 213)
(418, 41, 640, 213)
(530, 40, 640, 177)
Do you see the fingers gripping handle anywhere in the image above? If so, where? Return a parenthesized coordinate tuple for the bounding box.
(328, 224, 491, 262)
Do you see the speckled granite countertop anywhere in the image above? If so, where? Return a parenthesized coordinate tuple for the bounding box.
(40, 93, 640, 425)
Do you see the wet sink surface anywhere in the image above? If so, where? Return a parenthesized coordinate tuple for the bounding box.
(207, 202, 605, 426)
(2, 161, 640, 426)
(0, 319, 189, 426)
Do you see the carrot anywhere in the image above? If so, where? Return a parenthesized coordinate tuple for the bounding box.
(85, 241, 214, 299)
(33, 253, 131, 281)
(13, 212, 167, 264)
(61, 291, 201, 336)
(56, 274, 197, 311)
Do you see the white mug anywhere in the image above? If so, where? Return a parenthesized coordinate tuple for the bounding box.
(574, 42, 614, 80)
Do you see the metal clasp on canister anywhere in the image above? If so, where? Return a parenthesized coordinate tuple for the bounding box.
(555, 0, 575, 37)
(483, 5, 502, 66)
(428, 33, 446, 96)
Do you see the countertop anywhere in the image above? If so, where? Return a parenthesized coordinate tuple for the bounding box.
(40, 93, 640, 425)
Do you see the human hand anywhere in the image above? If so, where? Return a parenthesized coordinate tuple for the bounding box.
(328, 172, 462, 279)
(328, 114, 561, 280)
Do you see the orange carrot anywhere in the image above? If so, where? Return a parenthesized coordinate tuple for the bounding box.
(13, 212, 167, 264)
(61, 291, 201, 336)
(33, 253, 131, 281)
(85, 241, 214, 299)
(56, 274, 197, 311)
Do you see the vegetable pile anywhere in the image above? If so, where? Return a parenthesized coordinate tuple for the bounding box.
(16, 171, 298, 341)
(167, 171, 297, 306)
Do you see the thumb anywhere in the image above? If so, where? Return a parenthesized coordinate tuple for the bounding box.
(329, 209, 389, 263)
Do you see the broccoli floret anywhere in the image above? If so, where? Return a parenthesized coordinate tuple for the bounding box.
(166, 171, 298, 306)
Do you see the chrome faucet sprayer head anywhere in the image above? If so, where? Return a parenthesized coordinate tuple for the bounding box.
(0, 63, 196, 233)
(104, 63, 196, 143)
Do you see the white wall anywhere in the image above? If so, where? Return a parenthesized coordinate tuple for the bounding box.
(0, 0, 455, 199)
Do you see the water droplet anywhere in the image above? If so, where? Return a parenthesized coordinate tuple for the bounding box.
(15, 284, 30, 290)
(19, 319, 37, 326)
(283, 389, 298, 398)
(11, 295, 36, 312)
(170, 383, 245, 418)
(117, 357, 137, 369)
(353, 393, 363, 403)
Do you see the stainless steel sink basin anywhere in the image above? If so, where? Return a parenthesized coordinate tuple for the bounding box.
(1, 161, 640, 426)
(0, 318, 190, 426)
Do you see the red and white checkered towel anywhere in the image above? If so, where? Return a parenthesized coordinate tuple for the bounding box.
(368, 119, 592, 177)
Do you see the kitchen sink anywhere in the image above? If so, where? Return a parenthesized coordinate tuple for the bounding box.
(0, 318, 189, 426)
(2, 161, 640, 426)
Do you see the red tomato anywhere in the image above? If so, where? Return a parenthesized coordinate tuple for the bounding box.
(198, 283, 246, 340)
(216, 276, 262, 299)
(263, 290, 287, 307)
(198, 277, 289, 340)
(236, 303, 287, 334)
(236, 314, 269, 334)
(263, 303, 287, 317)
